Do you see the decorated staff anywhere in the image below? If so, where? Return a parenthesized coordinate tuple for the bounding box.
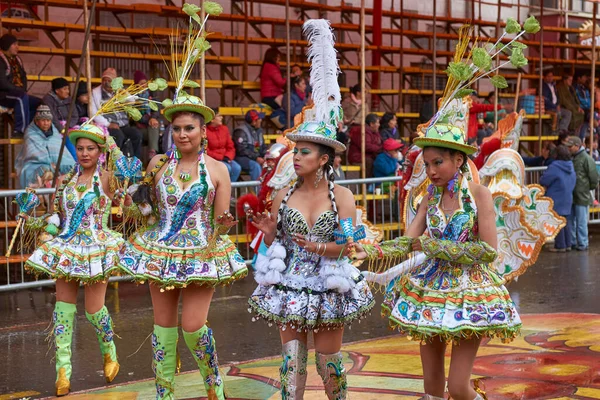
(5, 189, 40, 257)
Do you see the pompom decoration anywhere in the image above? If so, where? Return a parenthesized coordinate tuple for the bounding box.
(6, 189, 40, 257)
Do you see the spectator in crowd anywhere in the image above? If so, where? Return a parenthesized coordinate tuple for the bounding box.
(342, 84, 369, 131)
(566, 136, 599, 251)
(556, 129, 570, 147)
(589, 139, 600, 161)
(594, 81, 600, 111)
(132, 70, 161, 159)
(75, 80, 89, 120)
(374, 138, 403, 179)
(282, 75, 308, 122)
(91, 67, 142, 158)
(523, 142, 557, 167)
(260, 48, 285, 110)
(43, 77, 79, 132)
(233, 110, 267, 181)
(542, 69, 572, 132)
(379, 112, 399, 141)
(15, 105, 76, 188)
(540, 145, 576, 252)
(575, 73, 591, 139)
(557, 73, 584, 134)
(206, 108, 241, 182)
(290, 64, 303, 78)
(483, 91, 507, 125)
(333, 152, 345, 180)
(419, 95, 435, 124)
(348, 113, 382, 177)
(467, 93, 505, 141)
(0, 34, 42, 136)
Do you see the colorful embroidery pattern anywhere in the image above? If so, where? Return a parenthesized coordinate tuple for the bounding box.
(249, 199, 374, 330)
(118, 154, 247, 288)
(25, 171, 123, 283)
(384, 175, 521, 343)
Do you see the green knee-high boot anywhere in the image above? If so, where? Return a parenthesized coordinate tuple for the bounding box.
(183, 325, 225, 400)
(316, 351, 348, 400)
(153, 325, 179, 400)
(86, 306, 119, 383)
(53, 301, 77, 397)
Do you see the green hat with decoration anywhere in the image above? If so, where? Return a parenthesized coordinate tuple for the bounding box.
(163, 94, 214, 123)
(415, 17, 539, 155)
(159, 2, 223, 125)
(414, 123, 477, 155)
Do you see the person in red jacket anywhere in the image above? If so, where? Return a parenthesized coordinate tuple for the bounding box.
(468, 93, 507, 140)
(206, 108, 241, 182)
(260, 48, 286, 110)
(348, 113, 383, 177)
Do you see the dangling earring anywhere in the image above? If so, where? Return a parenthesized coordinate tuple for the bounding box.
(315, 166, 324, 188)
(447, 171, 459, 198)
(171, 143, 181, 160)
(200, 137, 208, 154)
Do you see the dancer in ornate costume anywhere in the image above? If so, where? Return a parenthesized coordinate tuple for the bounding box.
(22, 118, 135, 395)
(248, 20, 374, 400)
(354, 18, 542, 400)
(118, 3, 247, 399)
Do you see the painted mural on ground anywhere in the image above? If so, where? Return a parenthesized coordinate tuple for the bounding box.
(57, 313, 600, 399)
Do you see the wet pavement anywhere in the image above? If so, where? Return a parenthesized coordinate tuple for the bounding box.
(1, 237, 600, 399)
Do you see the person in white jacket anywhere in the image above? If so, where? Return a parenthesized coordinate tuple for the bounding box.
(90, 67, 142, 158)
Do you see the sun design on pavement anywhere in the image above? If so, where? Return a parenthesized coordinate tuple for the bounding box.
(75, 313, 600, 399)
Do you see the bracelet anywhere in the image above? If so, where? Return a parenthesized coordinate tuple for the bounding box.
(321, 243, 327, 256)
(315, 242, 321, 254)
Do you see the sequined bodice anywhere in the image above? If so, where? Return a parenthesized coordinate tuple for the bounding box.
(426, 176, 478, 242)
(59, 171, 114, 245)
(142, 155, 216, 248)
(416, 176, 485, 291)
(279, 203, 337, 280)
(283, 206, 337, 241)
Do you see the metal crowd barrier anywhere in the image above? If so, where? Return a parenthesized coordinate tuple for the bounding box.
(2, 164, 599, 291)
(524, 163, 600, 224)
(0, 176, 402, 291)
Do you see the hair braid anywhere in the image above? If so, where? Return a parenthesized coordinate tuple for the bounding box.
(325, 164, 339, 224)
(275, 181, 299, 241)
(53, 166, 77, 214)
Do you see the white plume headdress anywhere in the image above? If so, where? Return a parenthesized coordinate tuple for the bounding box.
(286, 19, 346, 152)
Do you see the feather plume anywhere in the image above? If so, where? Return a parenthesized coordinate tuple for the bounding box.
(303, 20, 341, 127)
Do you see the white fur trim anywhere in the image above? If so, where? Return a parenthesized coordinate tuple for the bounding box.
(253, 240, 287, 286)
(46, 213, 60, 227)
(267, 243, 286, 259)
(139, 203, 153, 216)
(263, 270, 283, 285)
(270, 258, 287, 272)
(318, 258, 356, 294)
(254, 253, 271, 274)
(127, 183, 139, 195)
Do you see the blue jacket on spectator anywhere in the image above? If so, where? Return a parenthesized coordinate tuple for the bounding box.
(373, 152, 399, 178)
(283, 89, 306, 121)
(539, 160, 576, 216)
(575, 83, 591, 111)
